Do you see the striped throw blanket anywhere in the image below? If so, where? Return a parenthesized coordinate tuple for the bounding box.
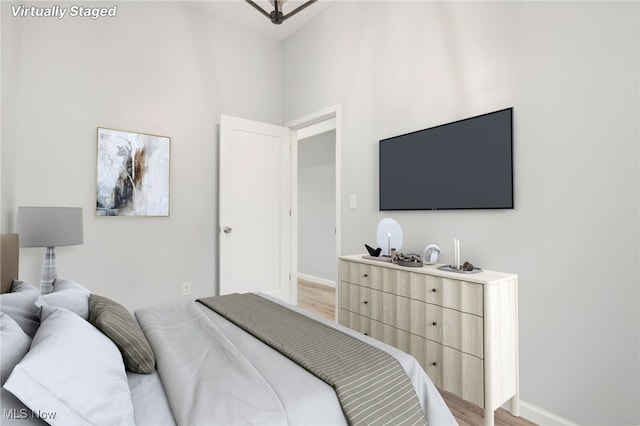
(198, 293, 427, 426)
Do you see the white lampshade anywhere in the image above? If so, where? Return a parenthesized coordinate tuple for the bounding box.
(17, 207, 84, 248)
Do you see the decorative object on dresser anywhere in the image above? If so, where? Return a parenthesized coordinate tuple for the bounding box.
(441, 237, 482, 273)
(438, 263, 483, 274)
(453, 237, 460, 269)
(423, 244, 441, 265)
(392, 252, 423, 267)
(338, 254, 519, 426)
(364, 244, 382, 257)
(16, 207, 84, 294)
(376, 217, 403, 256)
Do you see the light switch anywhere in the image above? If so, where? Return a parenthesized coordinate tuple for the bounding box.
(349, 194, 357, 209)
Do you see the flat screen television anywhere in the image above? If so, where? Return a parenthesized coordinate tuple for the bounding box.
(379, 107, 513, 211)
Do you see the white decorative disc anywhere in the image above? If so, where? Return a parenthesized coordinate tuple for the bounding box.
(376, 218, 403, 256)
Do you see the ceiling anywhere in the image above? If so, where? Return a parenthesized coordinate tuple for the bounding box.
(185, 1, 333, 41)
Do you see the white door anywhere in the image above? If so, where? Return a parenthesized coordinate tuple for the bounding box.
(219, 115, 292, 303)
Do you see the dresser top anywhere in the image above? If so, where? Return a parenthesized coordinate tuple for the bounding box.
(340, 254, 517, 285)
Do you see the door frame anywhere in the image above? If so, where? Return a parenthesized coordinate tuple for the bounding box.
(286, 104, 341, 312)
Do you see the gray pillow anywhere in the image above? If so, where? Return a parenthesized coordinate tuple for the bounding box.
(89, 294, 155, 374)
(0, 280, 40, 337)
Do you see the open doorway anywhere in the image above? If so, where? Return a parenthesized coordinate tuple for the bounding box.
(297, 122, 336, 320)
(287, 105, 340, 321)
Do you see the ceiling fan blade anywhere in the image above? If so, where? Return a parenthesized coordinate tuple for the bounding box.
(282, 0, 317, 22)
(245, 0, 271, 20)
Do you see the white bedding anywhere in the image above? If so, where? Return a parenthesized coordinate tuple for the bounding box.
(135, 294, 457, 426)
(137, 302, 343, 425)
(2, 278, 456, 426)
(1, 365, 174, 426)
(127, 371, 175, 426)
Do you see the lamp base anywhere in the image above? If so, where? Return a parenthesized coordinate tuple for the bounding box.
(40, 247, 57, 294)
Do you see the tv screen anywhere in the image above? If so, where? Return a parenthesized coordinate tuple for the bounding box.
(379, 108, 513, 211)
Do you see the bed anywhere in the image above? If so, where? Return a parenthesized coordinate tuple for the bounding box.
(0, 233, 457, 426)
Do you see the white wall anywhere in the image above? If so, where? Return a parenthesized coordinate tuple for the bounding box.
(283, 2, 639, 425)
(1, 1, 283, 309)
(298, 130, 336, 283)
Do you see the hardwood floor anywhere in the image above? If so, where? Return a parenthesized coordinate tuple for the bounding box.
(297, 278, 336, 321)
(440, 390, 537, 426)
(296, 279, 537, 426)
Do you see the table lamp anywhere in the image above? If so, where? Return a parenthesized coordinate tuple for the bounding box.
(16, 207, 84, 294)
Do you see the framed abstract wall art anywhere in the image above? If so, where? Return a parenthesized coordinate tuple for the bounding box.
(96, 127, 170, 216)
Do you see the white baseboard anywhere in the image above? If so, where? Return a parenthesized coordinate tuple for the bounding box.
(508, 400, 577, 426)
(297, 272, 336, 288)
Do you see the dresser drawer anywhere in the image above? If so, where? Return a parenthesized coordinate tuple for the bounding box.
(339, 310, 396, 346)
(341, 260, 371, 285)
(369, 288, 397, 327)
(369, 320, 397, 347)
(442, 278, 483, 316)
(338, 281, 370, 317)
(396, 296, 426, 337)
(337, 307, 350, 328)
(395, 329, 484, 408)
(392, 297, 482, 358)
(395, 270, 428, 300)
(369, 264, 395, 292)
(341, 260, 397, 292)
(338, 309, 369, 335)
(424, 340, 484, 408)
(442, 309, 483, 358)
(396, 329, 427, 367)
(419, 276, 483, 317)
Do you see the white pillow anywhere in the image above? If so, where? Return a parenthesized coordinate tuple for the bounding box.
(0, 389, 46, 426)
(39, 279, 90, 320)
(0, 280, 40, 337)
(0, 313, 31, 385)
(3, 305, 136, 426)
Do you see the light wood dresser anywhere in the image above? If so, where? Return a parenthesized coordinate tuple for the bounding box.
(338, 254, 519, 426)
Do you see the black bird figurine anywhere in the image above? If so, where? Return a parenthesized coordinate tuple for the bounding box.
(365, 244, 382, 257)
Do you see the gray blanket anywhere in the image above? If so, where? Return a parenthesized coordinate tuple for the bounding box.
(198, 293, 428, 426)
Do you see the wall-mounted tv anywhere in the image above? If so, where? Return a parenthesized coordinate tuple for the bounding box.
(379, 107, 513, 211)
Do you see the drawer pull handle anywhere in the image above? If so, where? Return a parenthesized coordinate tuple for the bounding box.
(432, 322, 437, 326)
(363, 274, 368, 277)
(431, 362, 438, 367)
(363, 301, 368, 304)
(431, 288, 437, 293)
(364, 333, 368, 336)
